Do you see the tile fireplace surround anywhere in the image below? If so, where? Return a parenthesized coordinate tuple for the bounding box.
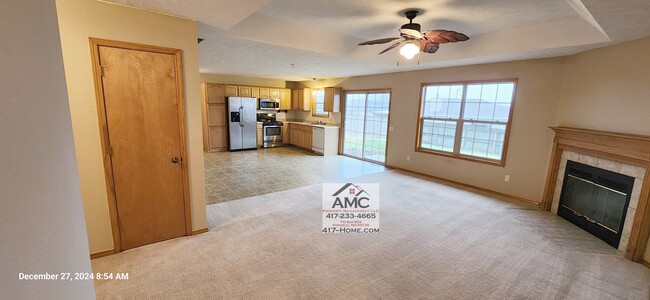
(542, 127, 650, 263)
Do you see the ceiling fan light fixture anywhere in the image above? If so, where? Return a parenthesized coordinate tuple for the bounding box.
(399, 42, 419, 60)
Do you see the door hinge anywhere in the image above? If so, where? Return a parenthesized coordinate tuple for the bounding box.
(108, 145, 113, 156)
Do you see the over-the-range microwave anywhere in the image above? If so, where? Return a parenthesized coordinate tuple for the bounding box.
(259, 98, 280, 111)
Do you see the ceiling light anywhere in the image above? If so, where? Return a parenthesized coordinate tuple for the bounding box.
(399, 42, 419, 60)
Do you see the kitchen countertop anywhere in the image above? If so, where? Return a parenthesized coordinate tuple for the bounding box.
(283, 121, 339, 129)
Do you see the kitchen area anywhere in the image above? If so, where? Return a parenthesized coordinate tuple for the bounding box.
(202, 83, 386, 205)
(203, 84, 341, 154)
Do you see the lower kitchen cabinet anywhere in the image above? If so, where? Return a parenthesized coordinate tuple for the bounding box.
(282, 123, 290, 144)
(288, 124, 312, 150)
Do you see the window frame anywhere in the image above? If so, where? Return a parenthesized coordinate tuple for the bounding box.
(340, 89, 392, 165)
(414, 79, 518, 166)
(311, 89, 328, 118)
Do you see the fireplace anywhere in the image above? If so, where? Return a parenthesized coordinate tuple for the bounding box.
(542, 126, 650, 262)
(558, 160, 635, 248)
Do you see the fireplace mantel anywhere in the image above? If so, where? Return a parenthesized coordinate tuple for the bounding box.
(542, 126, 650, 262)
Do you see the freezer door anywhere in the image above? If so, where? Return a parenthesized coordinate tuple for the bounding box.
(228, 97, 243, 150)
(241, 97, 258, 149)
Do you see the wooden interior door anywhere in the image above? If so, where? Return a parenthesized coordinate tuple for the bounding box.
(98, 43, 188, 250)
(205, 84, 228, 151)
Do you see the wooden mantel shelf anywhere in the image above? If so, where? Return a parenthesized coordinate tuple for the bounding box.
(549, 126, 650, 166)
(543, 126, 650, 262)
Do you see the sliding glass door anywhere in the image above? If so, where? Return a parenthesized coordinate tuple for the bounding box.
(342, 91, 390, 164)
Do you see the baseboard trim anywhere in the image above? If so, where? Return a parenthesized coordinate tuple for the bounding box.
(385, 165, 540, 206)
(642, 260, 650, 268)
(192, 228, 209, 235)
(90, 249, 115, 260)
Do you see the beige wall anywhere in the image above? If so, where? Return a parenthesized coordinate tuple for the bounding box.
(556, 38, 650, 135)
(555, 37, 650, 261)
(303, 59, 565, 202)
(0, 0, 95, 297)
(56, 0, 207, 254)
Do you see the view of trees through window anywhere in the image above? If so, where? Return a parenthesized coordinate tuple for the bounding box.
(418, 81, 516, 163)
(343, 92, 390, 163)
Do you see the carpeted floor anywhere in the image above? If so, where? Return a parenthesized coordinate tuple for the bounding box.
(92, 170, 650, 299)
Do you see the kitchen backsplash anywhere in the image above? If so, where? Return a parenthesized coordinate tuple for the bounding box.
(288, 110, 341, 125)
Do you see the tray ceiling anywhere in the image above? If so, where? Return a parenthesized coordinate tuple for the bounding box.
(103, 0, 650, 80)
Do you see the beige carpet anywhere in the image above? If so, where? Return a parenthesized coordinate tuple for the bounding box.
(92, 170, 650, 299)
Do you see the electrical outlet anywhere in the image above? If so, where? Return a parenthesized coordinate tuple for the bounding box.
(407, 155, 410, 161)
(389, 126, 394, 132)
(504, 175, 510, 182)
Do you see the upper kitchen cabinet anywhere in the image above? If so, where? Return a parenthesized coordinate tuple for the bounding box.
(238, 86, 252, 97)
(259, 87, 270, 98)
(206, 84, 226, 104)
(269, 88, 280, 100)
(291, 88, 312, 111)
(251, 87, 260, 98)
(280, 88, 292, 110)
(324, 87, 342, 113)
(225, 85, 238, 97)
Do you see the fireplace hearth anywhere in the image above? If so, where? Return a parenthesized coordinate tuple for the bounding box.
(558, 160, 635, 248)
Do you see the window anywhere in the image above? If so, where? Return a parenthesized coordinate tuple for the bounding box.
(416, 80, 517, 165)
(311, 89, 328, 117)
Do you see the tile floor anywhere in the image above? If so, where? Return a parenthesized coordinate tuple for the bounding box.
(204, 146, 387, 205)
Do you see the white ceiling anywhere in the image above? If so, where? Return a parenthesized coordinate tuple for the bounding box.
(104, 0, 650, 81)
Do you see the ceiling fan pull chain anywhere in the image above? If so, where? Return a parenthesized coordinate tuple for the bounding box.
(396, 49, 400, 66)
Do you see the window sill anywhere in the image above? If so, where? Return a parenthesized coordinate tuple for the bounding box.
(414, 147, 505, 167)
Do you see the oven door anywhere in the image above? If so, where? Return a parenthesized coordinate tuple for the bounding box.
(263, 125, 283, 147)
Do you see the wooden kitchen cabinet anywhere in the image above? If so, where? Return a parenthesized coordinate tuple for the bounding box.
(291, 88, 312, 111)
(324, 87, 342, 113)
(282, 123, 290, 144)
(203, 83, 229, 152)
(289, 124, 313, 150)
(238, 86, 252, 97)
(251, 87, 260, 98)
(269, 88, 280, 100)
(225, 85, 238, 96)
(259, 87, 270, 98)
(289, 124, 298, 145)
(257, 123, 263, 147)
(280, 89, 291, 110)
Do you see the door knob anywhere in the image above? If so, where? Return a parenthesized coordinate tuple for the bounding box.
(171, 157, 180, 164)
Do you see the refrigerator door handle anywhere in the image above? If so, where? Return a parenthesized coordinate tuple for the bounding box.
(239, 106, 244, 127)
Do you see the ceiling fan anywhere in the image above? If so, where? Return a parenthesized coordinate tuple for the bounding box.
(358, 10, 469, 62)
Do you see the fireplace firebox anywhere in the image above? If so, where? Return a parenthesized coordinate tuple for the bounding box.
(558, 160, 635, 248)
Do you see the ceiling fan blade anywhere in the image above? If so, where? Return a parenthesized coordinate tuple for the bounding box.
(399, 28, 422, 39)
(358, 37, 400, 45)
(378, 41, 403, 55)
(422, 30, 470, 44)
(418, 40, 440, 54)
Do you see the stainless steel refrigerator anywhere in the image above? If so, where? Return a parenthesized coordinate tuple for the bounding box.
(227, 97, 258, 151)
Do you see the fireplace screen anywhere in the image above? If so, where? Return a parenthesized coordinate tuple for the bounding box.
(558, 161, 635, 248)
